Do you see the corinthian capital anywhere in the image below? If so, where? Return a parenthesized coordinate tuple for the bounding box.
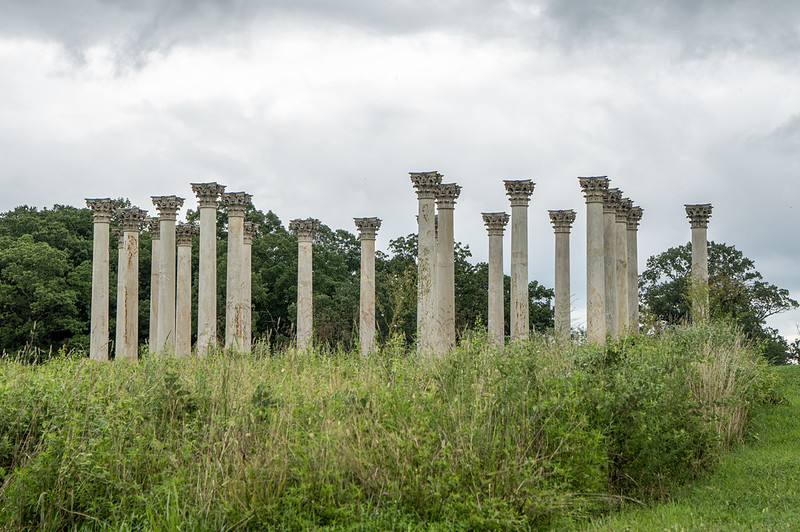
(117, 207, 148, 232)
(627, 206, 644, 230)
(354, 217, 382, 240)
(578, 176, 609, 203)
(221, 192, 252, 217)
(410, 171, 443, 199)
(289, 218, 321, 240)
(151, 195, 185, 220)
(603, 188, 622, 214)
(145, 217, 160, 239)
(616, 198, 633, 223)
(176, 224, 199, 246)
(685, 204, 712, 229)
(481, 212, 510, 236)
(436, 183, 462, 209)
(243, 222, 260, 245)
(548, 210, 576, 233)
(503, 180, 535, 207)
(86, 198, 113, 223)
(191, 182, 227, 208)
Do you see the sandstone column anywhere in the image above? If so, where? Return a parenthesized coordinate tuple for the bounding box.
(482, 212, 509, 346)
(87, 198, 113, 361)
(579, 176, 609, 344)
(151, 195, 184, 353)
(191, 182, 226, 354)
(113, 227, 124, 358)
(222, 192, 252, 351)
(117, 207, 147, 361)
(685, 204, 713, 323)
(548, 210, 576, 339)
(603, 188, 621, 338)
(435, 183, 461, 352)
(504, 180, 535, 341)
(616, 198, 632, 336)
(410, 171, 443, 353)
(289, 218, 320, 350)
(242, 221, 259, 354)
(627, 206, 644, 332)
(354, 217, 381, 356)
(175, 224, 198, 356)
(146, 217, 160, 349)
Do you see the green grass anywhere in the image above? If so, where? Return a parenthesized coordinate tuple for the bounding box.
(582, 365, 800, 531)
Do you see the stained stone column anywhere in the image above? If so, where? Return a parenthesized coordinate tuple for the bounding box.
(616, 198, 632, 336)
(354, 217, 381, 356)
(118, 207, 147, 361)
(549, 210, 576, 339)
(435, 183, 461, 352)
(87, 198, 113, 361)
(113, 227, 124, 358)
(146, 217, 160, 349)
(579, 176, 609, 344)
(627, 206, 644, 332)
(191, 182, 226, 354)
(603, 188, 621, 338)
(504, 179, 535, 341)
(410, 171, 443, 353)
(290, 218, 320, 350)
(242, 222, 259, 354)
(175, 224, 198, 356)
(685, 204, 713, 323)
(222, 192, 252, 351)
(482, 212, 509, 346)
(151, 195, 184, 353)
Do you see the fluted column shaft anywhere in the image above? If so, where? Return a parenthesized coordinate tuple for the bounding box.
(355, 218, 381, 356)
(290, 218, 319, 350)
(579, 177, 609, 344)
(627, 207, 643, 331)
(192, 182, 225, 354)
(686, 204, 712, 323)
(118, 208, 146, 361)
(146, 218, 160, 350)
(242, 222, 258, 354)
(87, 198, 113, 361)
(175, 224, 197, 356)
(483, 213, 509, 346)
(410, 172, 442, 354)
(435, 184, 461, 352)
(152, 196, 184, 353)
(549, 210, 576, 339)
(505, 180, 535, 341)
(603, 188, 620, 338)
(616, 199, 631, 336)
(222, 192, 252, 351)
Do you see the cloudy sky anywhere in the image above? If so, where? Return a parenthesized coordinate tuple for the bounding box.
(1, 0, 798, 338)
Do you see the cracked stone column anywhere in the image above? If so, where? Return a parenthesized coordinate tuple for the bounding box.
(175, 224, 198, 356)
(191, 182, 225, 354)
(87, 198, 113, 361)
(482, 212, 509, 347)
(616, 198, 632, 336)
(579, 176, 609, 344)
(504, 180, 535, 341)
(685, 204, 713, 323)
(117, 207, 147, 361)
(242, 222, 259, 354)
(410, 171, 443, 353)
(627, 206, 643, 332)
(354, 217, 381, 356)
(222, 192, 252, 351)
(151, 195, 184, 353)
(146, 217, 160, 350)
(603, 188, 621, 338)
(435, 183, 461, 352)
(113, 227, 124, 358)
(290, 218, 320, 351)
(549, 210, 576, 340)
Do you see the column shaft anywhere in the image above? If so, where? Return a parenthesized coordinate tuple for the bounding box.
(360, 237, 376, 355)
(114, 230, 125, 358)
(297, 236, 314, 350)
(627, 206, 643, 331)
(686, 204, 712, 324)
(549, 210, 575, 340)
(157, 218, 177, 351)
(615, 218, 629, 336)
(87, 199, 112, 361)
(243, 240, 252, 353)
(603, 192, 619, 338)
(580, 177, 608, 344)
(148, 223, 160, 350)
(197, 205, 218, 352)
(435, 184, 460, 352)
(120, 229, 141, 360)
(505, 180, 534, 341)
(225, 214, 245, 348)
(418, 197, 436, 351)
(483, 213, 509, 347)
(175, 240, 192, 356)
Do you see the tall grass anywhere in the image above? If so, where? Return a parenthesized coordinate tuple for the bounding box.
(0, 323, 770, 530)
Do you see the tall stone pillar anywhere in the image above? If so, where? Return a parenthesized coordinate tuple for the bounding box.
(354, 217, 381, 356)
(579, 176, 609, 344)
(151, 195, 184, 353)
(504, 180, 535, 341)
(222, 192, 252, 351)
(410, 171, 443, 353)
(482, 212, 509, 347)
(289, 218, 320, 350)
(191, 182, 226, 354)
(616, 198, 632, 336)
(242, 222, 259, 354)
(113, 227, 124, 358)
(146, 217, 160, 349)
(548, 210, 576, 339)
(685, 204, 713, 323)
(86, 198, 113, 361)
(117, 207, 147, 361)
(435, 183, 461, 352)
(627, 206, 643, 332)
(603, 188, 621, 338)
(175, 224, 198, 356)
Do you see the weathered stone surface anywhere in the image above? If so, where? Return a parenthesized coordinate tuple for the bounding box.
(290, 218, 320, 350)
(152, 195, 185, 353)
(549, 209, 576, 339)
(627, 206, 643, 331)
(354, 217, 381, 356)
(436, 183, 461, 353)
(175, 224, 198, 356)
(482, 212, 509, 347)
(113, 227, 124, 359)
(116, 208, 147, 361)
(87, 198, 113, 361)
(504, 179, 535, 341)
(686, 203, 712, 322)
(242, 222, 259, 354)
(579, 176, 608, 344)
(145, 217, 160, 349)
(603, 187, 621, 338)
(222, 192, 252, 351)
(192, 183, 226, 354)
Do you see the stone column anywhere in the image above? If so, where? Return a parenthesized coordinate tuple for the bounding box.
(410, 171, 443, 353)
(435, 183, 461, 352)
(191, 182, 226, 354)
(579, 176, 609, 344)
(504, 179, 535, 341)
(627, 206, 643, 332)
(685, 204, 713, 323)
(86, 198, 113, 361)
(222, 192, 252, 351)
(175, 224, 198, 356)
(482, 212, 509, 347)
(354, 217, 381, 356)
(603, 188, 621, 338)
(548, 210, 576, 339)
(151, 195, 184, 353)
(289, 218, 320, 350)
(117, 207, 147, 361)
(616, 198, 632, 336)
(113, 227, 124, 358)
(146, 217, 160, 349)
(242, 222, 259, 354)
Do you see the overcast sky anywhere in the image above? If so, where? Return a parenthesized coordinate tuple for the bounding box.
(1, 0, 798, 338)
